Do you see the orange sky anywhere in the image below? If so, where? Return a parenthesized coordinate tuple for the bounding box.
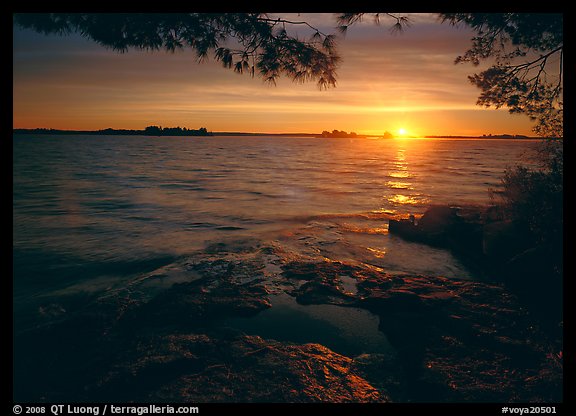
(13, 13, 536, 136)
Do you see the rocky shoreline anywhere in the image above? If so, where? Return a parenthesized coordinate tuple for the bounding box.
(14, 213, 562, 403)
(389, 204, 563, 340)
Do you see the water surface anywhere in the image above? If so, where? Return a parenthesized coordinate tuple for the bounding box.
(13, 134, 540, 332)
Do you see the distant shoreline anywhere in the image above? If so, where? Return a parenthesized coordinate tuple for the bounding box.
(424, 134, 540, 140)
(12, 128, 544, 140)
(12, 127, 213, 137)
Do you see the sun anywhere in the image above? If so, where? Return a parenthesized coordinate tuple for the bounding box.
(398, 128, 407, 136)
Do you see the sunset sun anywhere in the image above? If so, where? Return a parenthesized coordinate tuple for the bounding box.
(398, 128, 407, 136)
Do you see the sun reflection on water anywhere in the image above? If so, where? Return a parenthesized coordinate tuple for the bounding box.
(366, 247, 387, 258)
(389, 171, 411, 178)
(388, 194, 422, 205)
(385, 146, 422, 206)
(386, 181, 412, 189)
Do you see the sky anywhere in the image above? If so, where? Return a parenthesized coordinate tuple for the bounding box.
(12, 13, 538, 136)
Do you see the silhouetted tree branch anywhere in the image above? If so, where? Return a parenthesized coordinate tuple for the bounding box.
(441, 13, 563, 138)
(13, 13, 342, 89)
(336, 13, 411, 34)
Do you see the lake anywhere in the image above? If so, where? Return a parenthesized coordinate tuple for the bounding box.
(13, 135, 540, 336)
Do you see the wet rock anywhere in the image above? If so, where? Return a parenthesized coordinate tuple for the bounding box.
(92, 334, 386, 403)
(122, 281, 271, 330)
(283, 260, 354, 281)
(283, 260, 388, 306)
(277, 258, 561, 401)
(352, 273, 562, 402)
(389, 204, 484, 265)
(349, 353, 408, 402)
(388, 216, 419, 239)
(359, 288, 428, 314)
(15, 242, 562, 403)
(293, 280, 356, 305)
(418, 205, 459, 235)
(388, 205, 461, 245)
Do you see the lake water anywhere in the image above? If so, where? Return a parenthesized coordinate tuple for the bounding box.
(13, 135, 540, 350)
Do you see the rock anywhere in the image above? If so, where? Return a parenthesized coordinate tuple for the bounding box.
(352, 273, 562, 402)
(282, 260, 356, 282)
(417, 205, 459, 235)
(388, 217, 419, 240)
(14, 243, 562, 403)
(283, 260, 389, 306)
(293, 280, 356, 305)
(91, 334, 386, 403)
(280, 255, 561, 401)
(390, 207, 561, 357)
(349, 353, 408, 402)
(121, 281, 271, 331)
(358, 289, 428, 314)
(389, 205, 484, 262)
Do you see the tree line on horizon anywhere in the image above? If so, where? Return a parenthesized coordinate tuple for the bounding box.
(144, 126, 211, 136)
(13, 126, 213, 137)
(318, 129, 364, 138)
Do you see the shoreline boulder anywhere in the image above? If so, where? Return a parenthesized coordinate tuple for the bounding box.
(389, 205, 484, 261)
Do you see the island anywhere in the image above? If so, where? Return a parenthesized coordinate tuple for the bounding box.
(317, 129, 366, 138)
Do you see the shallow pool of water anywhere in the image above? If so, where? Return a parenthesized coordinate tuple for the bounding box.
(220, 292, 393, 357)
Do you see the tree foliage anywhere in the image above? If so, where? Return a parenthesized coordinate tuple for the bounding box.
(336, 12, 411, 34)
(441, 13, 563, 138)
(13, 13, 341, 89)
(490, 139, 563, 269)
(319, 129, 360, 138)
(144, 125, 210, 136)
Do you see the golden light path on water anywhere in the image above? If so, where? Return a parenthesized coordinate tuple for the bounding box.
(384, 140, 429, 207)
